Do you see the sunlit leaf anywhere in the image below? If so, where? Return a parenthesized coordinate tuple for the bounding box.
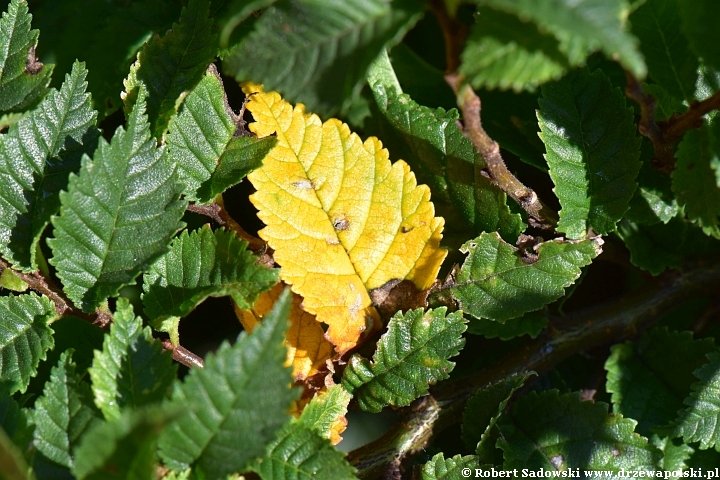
(244, 84, 447, 355)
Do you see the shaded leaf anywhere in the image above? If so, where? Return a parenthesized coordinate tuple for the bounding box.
(0, 293, 55, 394)
(33, 350, 101, 469)
(143, 226, 278, 324)
(342, 308, 465, 413)
(0, 0, 53, 115)
(88, 298, 176, 421)
(538, 67, 641, 238)
(72, 407, 172, 480)
(466, 311, 547, 340)
(630, 0, 698, 102)
(214, 0, 278, 48)
(617, 217, 720, 276)
(651, 435, 693, 471)
(124, 0, 218, 140)
(672, 123, 720, 238)
(49, 89, 186, 312)
(158, 288, 297, 477)
(223, 0, 424, 116)
(669, 351, 720, 450)
(498, 390, 658, 470)
(237, 283, 333, 382)
(460, 7, 569, 92)
(166, 66, 276, 203)
(463, 373, 533, 462)
(0, 62, 98, 271)
(677, 1, 720, 72)
(244, 85, 447, 355)
(441, 232, 601, 322)
(421, 453, 483, 480)
(251, 422, 356, 480)
(625, 143, 678, 225)
(367, 50, 523, 246)
(605, 328, 715, 437)
(479, 0, 646, 78)
(36, 0, 181, 117)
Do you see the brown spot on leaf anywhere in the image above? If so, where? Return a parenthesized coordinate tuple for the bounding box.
(687, 162, 695, 170)
(400, 225, 413, 233)
(333, 217, 350, 231)
(25, 46, 43, 75)
(370, 279, 428, 320)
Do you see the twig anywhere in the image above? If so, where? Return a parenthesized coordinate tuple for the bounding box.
(348, 256, 720, 478)
(447, 76, 559, 229)
(189, 198, 266, 251)
(0, 257, 112, 328)
(162, 340, 205, 369)
(429, 0, 467, 74)
(624, 73, 674, 173)
(625, 72, 720, 173)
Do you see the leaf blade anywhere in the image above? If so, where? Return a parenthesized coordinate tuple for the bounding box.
(0, 293, 55, 394)
(158, 288, 298, 477)
(244, 85, 447, 355)
(0, 61, 98, 271)
(49, 89, 186, 312)
(538, 67, 642, 238)
(342, 308, 466, 413)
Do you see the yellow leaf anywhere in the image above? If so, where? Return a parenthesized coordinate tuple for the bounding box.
(235, 283, 334, 381)
(243, 84, 447, 355)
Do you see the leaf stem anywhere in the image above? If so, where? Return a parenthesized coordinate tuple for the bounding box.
(162, 339, 205, 369)
(188, 199, 266, 252)
(447, 76, 559, 229)
(348, 256, 720, 478)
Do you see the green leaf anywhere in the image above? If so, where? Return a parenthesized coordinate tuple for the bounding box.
(0, 0, 53, 115)
(460, 7, 569, 92)
(166, 67, 277, 203)
(442, 233, 601, 322)
(421, 453, 483, 480)
(367, 51, 523, 245)
(0, 293, 55, 394)
(643, 83, 687, 121)
(252, 421, 356, 480)
(630, 0, 698, 102)
(0, 428, 32, 480)
(124, 0, 218, 140)
(462, 372, 533, 462)
(497, 390, 658, 470)
(651, 435, 693, 471)
(158, 288, 297, 477)
(0, 270, 27, 292)
(48, 89, 186, 312)
(88, 298, 176, 422)
(538, 67, 642, 238)
(672, 124, 720, 239)
(35, 0, 181, 118)
(479, 0, 646, 78)
(605, 328, 715, 437)
(677, 0, 720, 71)
(617, 217, 720, 275)
(0, 62, 98, 272)
(33, 350, 102, 469)
(625, 143, 678, 225)
(223, 0, 424, 116)
(466, 311, 547, 340)
(0, 394, 33, 457)
(669, 351, 720, 450)
(143, 226, 278, 322)
(297, 384, 351, 441)
(215, 0, 278, 48)
(72, 407, 173, 480)
(342, 307, 466, 413)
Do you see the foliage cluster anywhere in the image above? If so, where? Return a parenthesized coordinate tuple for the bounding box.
(1, 0, 720, 479)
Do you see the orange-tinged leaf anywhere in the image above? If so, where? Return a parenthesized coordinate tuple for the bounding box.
(235, 283, 334, 381)
(243, 84, 447, 354)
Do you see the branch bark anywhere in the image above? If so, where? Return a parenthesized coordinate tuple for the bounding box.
(447, 77, 559, 229)
(429, 0, 467, 74)
(348, 256, 720, 478)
